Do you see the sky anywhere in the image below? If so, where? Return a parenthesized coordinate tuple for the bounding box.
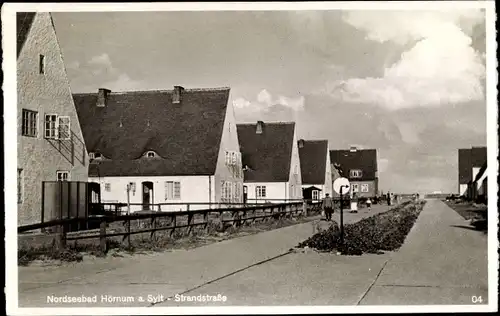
(51, 9, 487, 194)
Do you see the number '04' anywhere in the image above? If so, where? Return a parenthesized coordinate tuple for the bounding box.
(472, 296, 483, 303)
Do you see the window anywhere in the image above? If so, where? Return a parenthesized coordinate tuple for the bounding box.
(56, 171, 69, 181)
(225, 151, 231, 165)
(57, 116, 71, 140)
(22, 109, 38, 137)
(94, 153, 102, 159)
(145, 151, 156, 158)
(350, 169, 363, 178)
(39, 54, 45, 74)
(256, 186, 266, 198)
(165, 181, 181, 200)
(105, 183, 111, 192)
(128, 182, 136, 196)
(174, 181, 181, 199)
(231, 152, 236, 165)
(44, 114, 57, 138)
(351, 183, 359, 193)
(17, 169, 23, 204)
(44, 115, 71, 140)
(89, 152, 95, 160)
(221, 181, 226, 200)
(312, 190, 320, 201)
(361, 184, 369, 193)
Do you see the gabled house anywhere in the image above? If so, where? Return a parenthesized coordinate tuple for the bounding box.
(330, 146, 378, 198)
(17, 12, 89, 226)
(237, 121, 302, 203)
(458, 146, 487, 197)
(298, 139, 333, 201)
(74, 86, 243, 212)
(471, 161, 487, 203)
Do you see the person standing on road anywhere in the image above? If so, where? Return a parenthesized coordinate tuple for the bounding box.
(322, 193, 334, 221)
(387, 192, 391, 206)
(366, 197, 372, 210)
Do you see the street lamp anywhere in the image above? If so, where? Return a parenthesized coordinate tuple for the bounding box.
(339, 184, 349, 245)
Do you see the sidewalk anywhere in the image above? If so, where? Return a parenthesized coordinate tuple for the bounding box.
(359, 199, 489, 305)
(19, 204, 395, 307)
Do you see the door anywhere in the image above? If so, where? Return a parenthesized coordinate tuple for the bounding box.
(142, 181, 154, 210)
(88, 182, 101, 216)
(243, 185, 248, 204)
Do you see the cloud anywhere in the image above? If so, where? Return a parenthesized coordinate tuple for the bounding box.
(101, 74, 145, 92)
(321, 10, 486, 110)
(68, 53, 143, 93)
(88, 53, 113, 67)
(233, 89, 305, 117)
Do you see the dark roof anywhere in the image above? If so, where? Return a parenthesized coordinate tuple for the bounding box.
(298, 140, 328, 185)
(458, 146, 487, 184)
(17, 12, 36, 58)
(237, 122, 295, 182)
(75, 87, 230, 177)
(329, 148, 378, 181)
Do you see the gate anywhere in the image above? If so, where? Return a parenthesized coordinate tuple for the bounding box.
(41, 181, 88, 232)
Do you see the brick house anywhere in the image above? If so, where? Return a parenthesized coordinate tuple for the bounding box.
(17, 12, 89, 226)
(237, 121, 302, 203)
(74, 86, 243, 212)
(329, 146, 378, 198)
(298, 139, 333, 201)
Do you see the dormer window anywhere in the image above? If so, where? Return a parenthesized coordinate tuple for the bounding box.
(89, 152, 102, 160)
(146, 151, 156, 158)
(350, 169, 363, 178)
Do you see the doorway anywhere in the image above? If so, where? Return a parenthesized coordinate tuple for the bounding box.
(142, 181, 154, 210)
(243, 185, 248, 204)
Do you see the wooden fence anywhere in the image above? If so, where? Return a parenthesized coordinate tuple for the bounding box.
(19, 201, 322, 252)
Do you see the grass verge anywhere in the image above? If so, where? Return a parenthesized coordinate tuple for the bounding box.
(19, 211, 319, 266)
(297, 200, 427, 256)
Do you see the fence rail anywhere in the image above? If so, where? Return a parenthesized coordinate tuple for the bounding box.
(19, 201, 322, 252)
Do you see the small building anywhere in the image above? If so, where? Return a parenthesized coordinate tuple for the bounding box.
(297, 139, 333, 201)
(237, 121, 302, 203)
(74, 86, 243, 212)
(17, 12, 89, 226)
(470, 161, 487, 203)
(458, 146, 487, 197)
(329, 146, 378, 198)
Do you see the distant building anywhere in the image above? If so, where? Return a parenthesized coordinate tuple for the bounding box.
(297, 139, 333, 201)
(472, 161, 488, 203)
(237, 121, 302, 203)
(17, 12, 89, 226)
(74, 86, 243, 212)
(458, 146, 487, 197)
(329, 146, 378, 198)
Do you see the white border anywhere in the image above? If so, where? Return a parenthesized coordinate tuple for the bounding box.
(4, 1, 498, 315)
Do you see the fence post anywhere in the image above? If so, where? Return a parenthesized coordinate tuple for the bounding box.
(203, 211, 209, 233)
(54, 222, 67, 251)
(170, 214, 176, 237)
(127, 218, 131, 248)
(187, 213, 194, 235)
(100, 219, 107, 253)
(151, 217, 156, 243)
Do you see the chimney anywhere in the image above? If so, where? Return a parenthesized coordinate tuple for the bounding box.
(172, 86, 184, 104)
(350, 145, 357, 152)
(298, 139, 305, 148)
(97, 88, 111, 107)
(256, 121, 264, 134)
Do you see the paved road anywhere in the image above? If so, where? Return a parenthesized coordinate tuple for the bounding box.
(18, 200, 489, 308)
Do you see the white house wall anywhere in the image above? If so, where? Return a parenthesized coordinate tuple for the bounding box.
(89, 175, 211, 212)
(17, 13, 89, 226)
(244, 182, 292, 203)
(214, 93, 244, 204)
(324, 148, 333, 196)
(287, 126, 303, 199)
